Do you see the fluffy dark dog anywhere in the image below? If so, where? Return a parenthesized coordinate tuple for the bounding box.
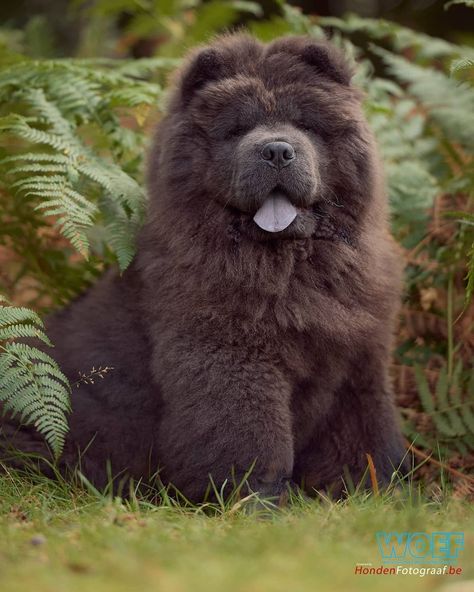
(1, 34, 406, 501)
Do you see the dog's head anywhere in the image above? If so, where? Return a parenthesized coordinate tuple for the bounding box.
(148, 35, 378, 242)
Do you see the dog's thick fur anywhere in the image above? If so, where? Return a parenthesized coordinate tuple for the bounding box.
(1, 35, 406, 501)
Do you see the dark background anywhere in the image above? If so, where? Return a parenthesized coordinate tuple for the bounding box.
(1, 0, 473, 57)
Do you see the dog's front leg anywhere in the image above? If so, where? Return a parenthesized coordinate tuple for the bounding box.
(154, 336, 294, 503)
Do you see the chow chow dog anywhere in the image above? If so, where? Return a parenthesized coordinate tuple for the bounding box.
(1, 34, 406, 502)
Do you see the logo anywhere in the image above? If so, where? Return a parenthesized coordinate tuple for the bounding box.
(376, 532, 464, 565)
(354, 532, 465, 577)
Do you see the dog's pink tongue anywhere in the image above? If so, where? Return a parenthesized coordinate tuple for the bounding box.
(253, 194, 297, 233)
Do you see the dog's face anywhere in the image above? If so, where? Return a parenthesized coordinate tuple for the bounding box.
(153, 36, 375, 242)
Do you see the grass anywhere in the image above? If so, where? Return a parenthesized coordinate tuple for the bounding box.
(1, 467, 473, 592)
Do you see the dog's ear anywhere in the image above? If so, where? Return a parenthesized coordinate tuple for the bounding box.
(268, 37, 353, 86)
(179, 48, 225, 105)
(299, 42, 353, 85)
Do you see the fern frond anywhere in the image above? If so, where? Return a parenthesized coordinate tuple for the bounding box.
(372, 47, 474, 151)
(320, 14, 474, 60)
(0, 56, 161, 270)
(114, 57, 179, 77)
(466, 243, 474, 304)
(0, 300, 71, 457)
(103, 207, 141, 271)
(445, 0, 474, 9)
(451, 57, 474, 74)
(414, 364, 474, 453)
(1, 153, 70, 165)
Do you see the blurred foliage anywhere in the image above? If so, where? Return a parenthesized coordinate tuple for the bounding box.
(73, 0, 263, 58)
(0, 0, 473, 478)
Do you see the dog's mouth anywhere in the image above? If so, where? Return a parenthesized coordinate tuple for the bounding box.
(253, 190, 298, 233)
(229, 194, 352, 245)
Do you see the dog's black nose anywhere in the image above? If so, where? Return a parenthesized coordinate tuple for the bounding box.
(261, 141, 295, 169)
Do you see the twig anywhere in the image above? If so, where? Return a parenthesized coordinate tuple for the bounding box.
(405, 440, 474, 486)
(366, 453, 379, 497)
(72, 366, 114, 388)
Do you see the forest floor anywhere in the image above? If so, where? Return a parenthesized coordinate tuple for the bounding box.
(0, 468, 473, 592)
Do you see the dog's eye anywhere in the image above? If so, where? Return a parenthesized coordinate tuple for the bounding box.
(296, 121, 333, 141)
(227, 126, 245, 138)
(297, 123, 313, 133)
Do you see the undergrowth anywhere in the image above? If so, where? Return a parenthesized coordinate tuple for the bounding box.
(1, 462, 473, 592)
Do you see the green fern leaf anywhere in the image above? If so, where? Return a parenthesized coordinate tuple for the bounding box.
(0, 300, 71, 457)
(373, 47, 474, 151)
